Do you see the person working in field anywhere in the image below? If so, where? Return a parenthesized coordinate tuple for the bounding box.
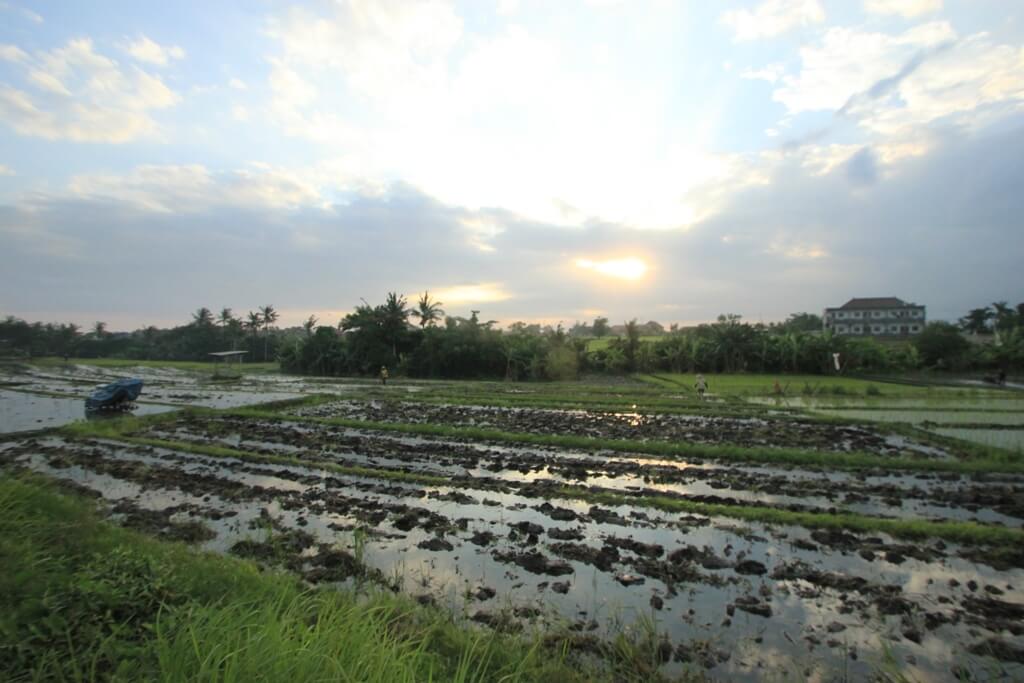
(694, 373, 708, 400)
(380, 365, 389, 385)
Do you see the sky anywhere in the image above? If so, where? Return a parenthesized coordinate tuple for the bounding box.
(1, 0, 1022, 331)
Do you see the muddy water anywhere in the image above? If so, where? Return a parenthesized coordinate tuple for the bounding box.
(5, 434, 1024, 681)
(290, 400, 954, 457)
(142, 419, 1024, 528)
(0, 389, 177, 434)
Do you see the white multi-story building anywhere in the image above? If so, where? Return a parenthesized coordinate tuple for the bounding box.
(823, 297, 926, 337)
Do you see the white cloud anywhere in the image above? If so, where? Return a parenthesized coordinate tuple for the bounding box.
(228, 78, 247, 90)
(864, 0, 942, 19)
(721, 0, 824, 41)
(123, 35, 185, 66)
(0, 38, 180, 143)
(773, 23, 1024, 135)
(263, 2, 736, 231)
(0, 44, 28, 63)
(0, 163, 14, 176)
(232, 105, 249, 122)
(741, 63, 785, 83)
(66, 163, 322, 212)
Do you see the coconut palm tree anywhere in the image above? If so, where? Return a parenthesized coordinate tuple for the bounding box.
(415, 291, 444, 328)
(92, 321, 107, 339)
(303, 314, 318, 337)
(243, 311, 262, 349)
(218, 308, 235, 327)
(259, 304, 279, 361)
(192, 307, 215, 327)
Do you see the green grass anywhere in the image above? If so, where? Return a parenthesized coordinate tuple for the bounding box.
(639, 373, 954, 397)
(28, 356, 280, 373)
(0, 475, 662, 683)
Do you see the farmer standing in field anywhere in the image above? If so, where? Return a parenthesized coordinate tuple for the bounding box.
(695, 373, 708, 401)
(380, 365, 389, 385)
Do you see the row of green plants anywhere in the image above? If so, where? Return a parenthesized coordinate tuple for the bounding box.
(5, 297, 1023, 378)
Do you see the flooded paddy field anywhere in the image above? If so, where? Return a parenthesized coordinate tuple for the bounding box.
(3, 364, 1024, 680)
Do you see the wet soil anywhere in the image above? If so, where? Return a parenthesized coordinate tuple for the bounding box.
(5, 426, 1024, 682)
(292, 399, 954, 457)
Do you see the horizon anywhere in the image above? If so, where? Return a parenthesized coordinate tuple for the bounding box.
(2, 1, 1023, 328)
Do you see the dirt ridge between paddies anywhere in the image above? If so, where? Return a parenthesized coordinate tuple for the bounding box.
(61, 427, 1024, 548)
(227, 406, 1024, 475)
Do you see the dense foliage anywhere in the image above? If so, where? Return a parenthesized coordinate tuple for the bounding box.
(4, 298, 1022, 379)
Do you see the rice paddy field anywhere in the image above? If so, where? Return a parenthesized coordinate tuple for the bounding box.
(2, 360, 1023, 681)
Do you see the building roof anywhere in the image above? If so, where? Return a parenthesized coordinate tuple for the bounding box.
(835, 297, 919, 310)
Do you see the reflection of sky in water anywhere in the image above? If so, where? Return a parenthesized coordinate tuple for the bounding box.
(142, 420, 1023, 528)
(12, 434, 1024, 680)
(931, 427, 1024, 452)
(0, 389, 176, 433)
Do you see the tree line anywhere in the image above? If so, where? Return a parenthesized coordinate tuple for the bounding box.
(3, 298, 1022, 378)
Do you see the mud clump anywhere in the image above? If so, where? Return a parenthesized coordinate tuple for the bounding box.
(548, 542, 619, 571)
(547, 527, 585, 541)
(606, 536, 664, 559)
(734, 559, 767, 575)
(418, 537, 454, 552)
(493, 549, 574, 576)
(968, 638, 1024, 663)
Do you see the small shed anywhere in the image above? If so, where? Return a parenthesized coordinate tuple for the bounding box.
(208, 350, 248, 377)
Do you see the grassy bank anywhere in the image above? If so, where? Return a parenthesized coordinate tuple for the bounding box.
(0, 475, 672, 683)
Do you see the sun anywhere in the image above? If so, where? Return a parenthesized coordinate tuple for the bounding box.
(574, 257, 649, 281)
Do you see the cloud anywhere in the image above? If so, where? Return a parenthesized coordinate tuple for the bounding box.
(772, 23, 1024, 136)
(64, 163, 321, 212)
(2, 117, 1023, 327)
(844, 147, 878, 186)
(0, 44, 28, 63)
(261, 2, 737, 231)
(721, 0, 824, 41)
(0, 38, 180, 143)
(231, 105, 249, 122)
(741, 63, 786, 83)
(0, 163, 14, 175)
(123, 35, 186, 66)
(228, 78, 247, 90)
(864, 0, 942, 19)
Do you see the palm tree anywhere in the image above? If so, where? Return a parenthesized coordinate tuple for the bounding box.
(192, 307, 215, 327)
(415, 291, 444, 328)
(959, 307, 993, 335)
(218, 307, 235, 327)
(303, 314, 318, 337)
(244, 311, 262, 349)
(259, 304, 279, 361)
(380, 293, 409, 360)
(92, 321, 107, 339)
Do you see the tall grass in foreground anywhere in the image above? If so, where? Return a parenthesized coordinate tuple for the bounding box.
(0, 476, 616, 683)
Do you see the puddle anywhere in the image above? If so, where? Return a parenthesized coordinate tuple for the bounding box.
(0, 389, 177, 434)
(7, 434, 1024, 681)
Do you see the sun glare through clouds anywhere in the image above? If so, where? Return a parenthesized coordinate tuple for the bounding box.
(574, 258, 649, 281)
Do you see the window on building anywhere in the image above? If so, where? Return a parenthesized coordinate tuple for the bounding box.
(911, 325, 920, 332)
